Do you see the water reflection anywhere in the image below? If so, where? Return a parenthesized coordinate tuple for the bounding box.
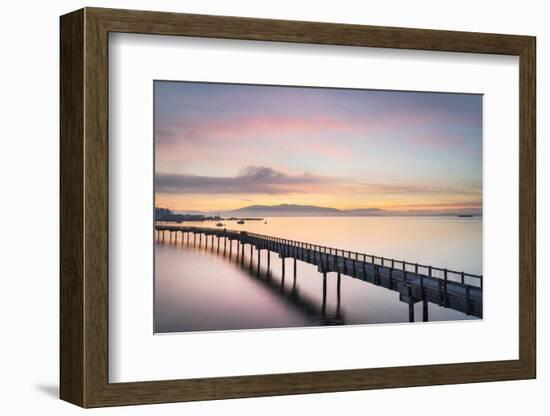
(155, 233, 344, 333)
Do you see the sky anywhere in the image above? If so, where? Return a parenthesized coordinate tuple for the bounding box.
(154, 81, 482, 213)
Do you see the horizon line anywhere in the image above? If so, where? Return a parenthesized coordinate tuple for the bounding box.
(155, 203, 482, 213)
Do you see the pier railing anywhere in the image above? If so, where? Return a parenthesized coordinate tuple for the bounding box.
(244, 231, 482, 289)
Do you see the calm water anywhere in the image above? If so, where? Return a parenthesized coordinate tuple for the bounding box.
(154, 216, 482, 333)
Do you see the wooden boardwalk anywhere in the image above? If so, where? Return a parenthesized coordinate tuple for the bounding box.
(155, 224, 483, 320)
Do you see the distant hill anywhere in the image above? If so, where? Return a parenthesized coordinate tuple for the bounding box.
(221, 204, 388, 217)
(225, 204, 341, 217)
(219, 204, 481, 217)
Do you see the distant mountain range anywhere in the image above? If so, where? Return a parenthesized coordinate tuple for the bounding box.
(174, 204, 481, 217)
(225, 204, 387, 217)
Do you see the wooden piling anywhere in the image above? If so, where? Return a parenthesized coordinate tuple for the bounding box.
(407, 286, 414, 322)
(337, 272, 341, 304)
(422, 299, 429, 322)
(465, 285, 471, 315)
(322, 272, 327, 317)
(443, 268, 448, 307)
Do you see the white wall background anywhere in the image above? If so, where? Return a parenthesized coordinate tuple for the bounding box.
(0, 1, 545, 415)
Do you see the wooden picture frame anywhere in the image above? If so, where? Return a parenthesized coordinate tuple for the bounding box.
(60, 7, 536, 408)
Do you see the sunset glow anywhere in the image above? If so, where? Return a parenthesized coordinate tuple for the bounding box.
(154, 81, 482, 213)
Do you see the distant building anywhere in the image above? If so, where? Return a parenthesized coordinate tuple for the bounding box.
(155, 207, 207, 222)
(155, 207, 172, 220)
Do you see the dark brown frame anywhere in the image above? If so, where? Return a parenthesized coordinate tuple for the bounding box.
(60, 7, 536, 408)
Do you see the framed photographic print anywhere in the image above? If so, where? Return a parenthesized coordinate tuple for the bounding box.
(60, 7, 536, 407)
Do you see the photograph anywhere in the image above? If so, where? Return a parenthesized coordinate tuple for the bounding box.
(153, 80, 483, 333)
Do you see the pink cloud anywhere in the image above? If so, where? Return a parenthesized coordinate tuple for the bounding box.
(158, 114, 355, 145)
(157, 108, 473, 148)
